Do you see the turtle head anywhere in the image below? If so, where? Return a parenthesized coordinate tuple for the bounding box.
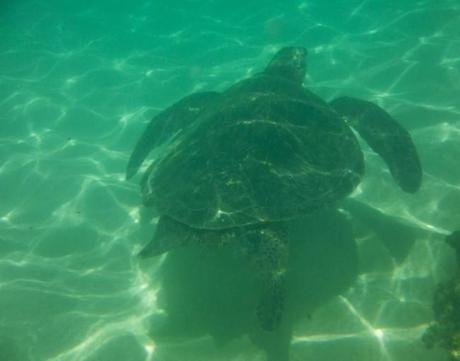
(264, 47, 307, 85)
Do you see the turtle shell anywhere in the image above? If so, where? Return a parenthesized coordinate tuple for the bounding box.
(141, 77, 364, 230)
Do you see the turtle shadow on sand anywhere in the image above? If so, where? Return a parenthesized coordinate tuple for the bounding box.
(126, 46, 423, 360)
(149, 208, 357, 361)
(144, 200, 420, 361)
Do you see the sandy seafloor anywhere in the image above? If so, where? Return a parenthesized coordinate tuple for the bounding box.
(1, 0, 460, 360)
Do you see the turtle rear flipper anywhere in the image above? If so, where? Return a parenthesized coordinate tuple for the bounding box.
(256, 272, 286, 332)
(139, 216, 199, 258)
(126, 91, 221, 180)
(249, 226, 288, 332)
(330, 96, 422, 193)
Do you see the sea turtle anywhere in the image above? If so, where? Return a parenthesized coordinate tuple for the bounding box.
(126, 46, 422, 332)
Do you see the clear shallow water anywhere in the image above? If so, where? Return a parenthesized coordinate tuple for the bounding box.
(0, 1, 459, 360)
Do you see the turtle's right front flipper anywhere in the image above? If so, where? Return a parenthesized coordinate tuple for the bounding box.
(126, 91, 221, 180)
(330, 96, 422, 193)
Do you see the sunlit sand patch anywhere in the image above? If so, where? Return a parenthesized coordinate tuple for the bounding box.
(128, 207, 141, 224)
(64, 76, 80, 86)
(46, 316, 154, 361)
(401, 211, 449, 235)
(143, 342, 156, 360)
(112, 58, 128, 72)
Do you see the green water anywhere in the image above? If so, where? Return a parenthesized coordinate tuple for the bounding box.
(1, 1, 459, 360)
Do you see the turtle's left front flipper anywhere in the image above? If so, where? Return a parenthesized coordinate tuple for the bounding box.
(330, 96, 422, 193)
(126, 91, 221, 180)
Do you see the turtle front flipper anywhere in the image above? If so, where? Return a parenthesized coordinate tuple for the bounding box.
(126, 91, 221, 180)
(330, 96, 422, 193)
(249, 226, 288, 332)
